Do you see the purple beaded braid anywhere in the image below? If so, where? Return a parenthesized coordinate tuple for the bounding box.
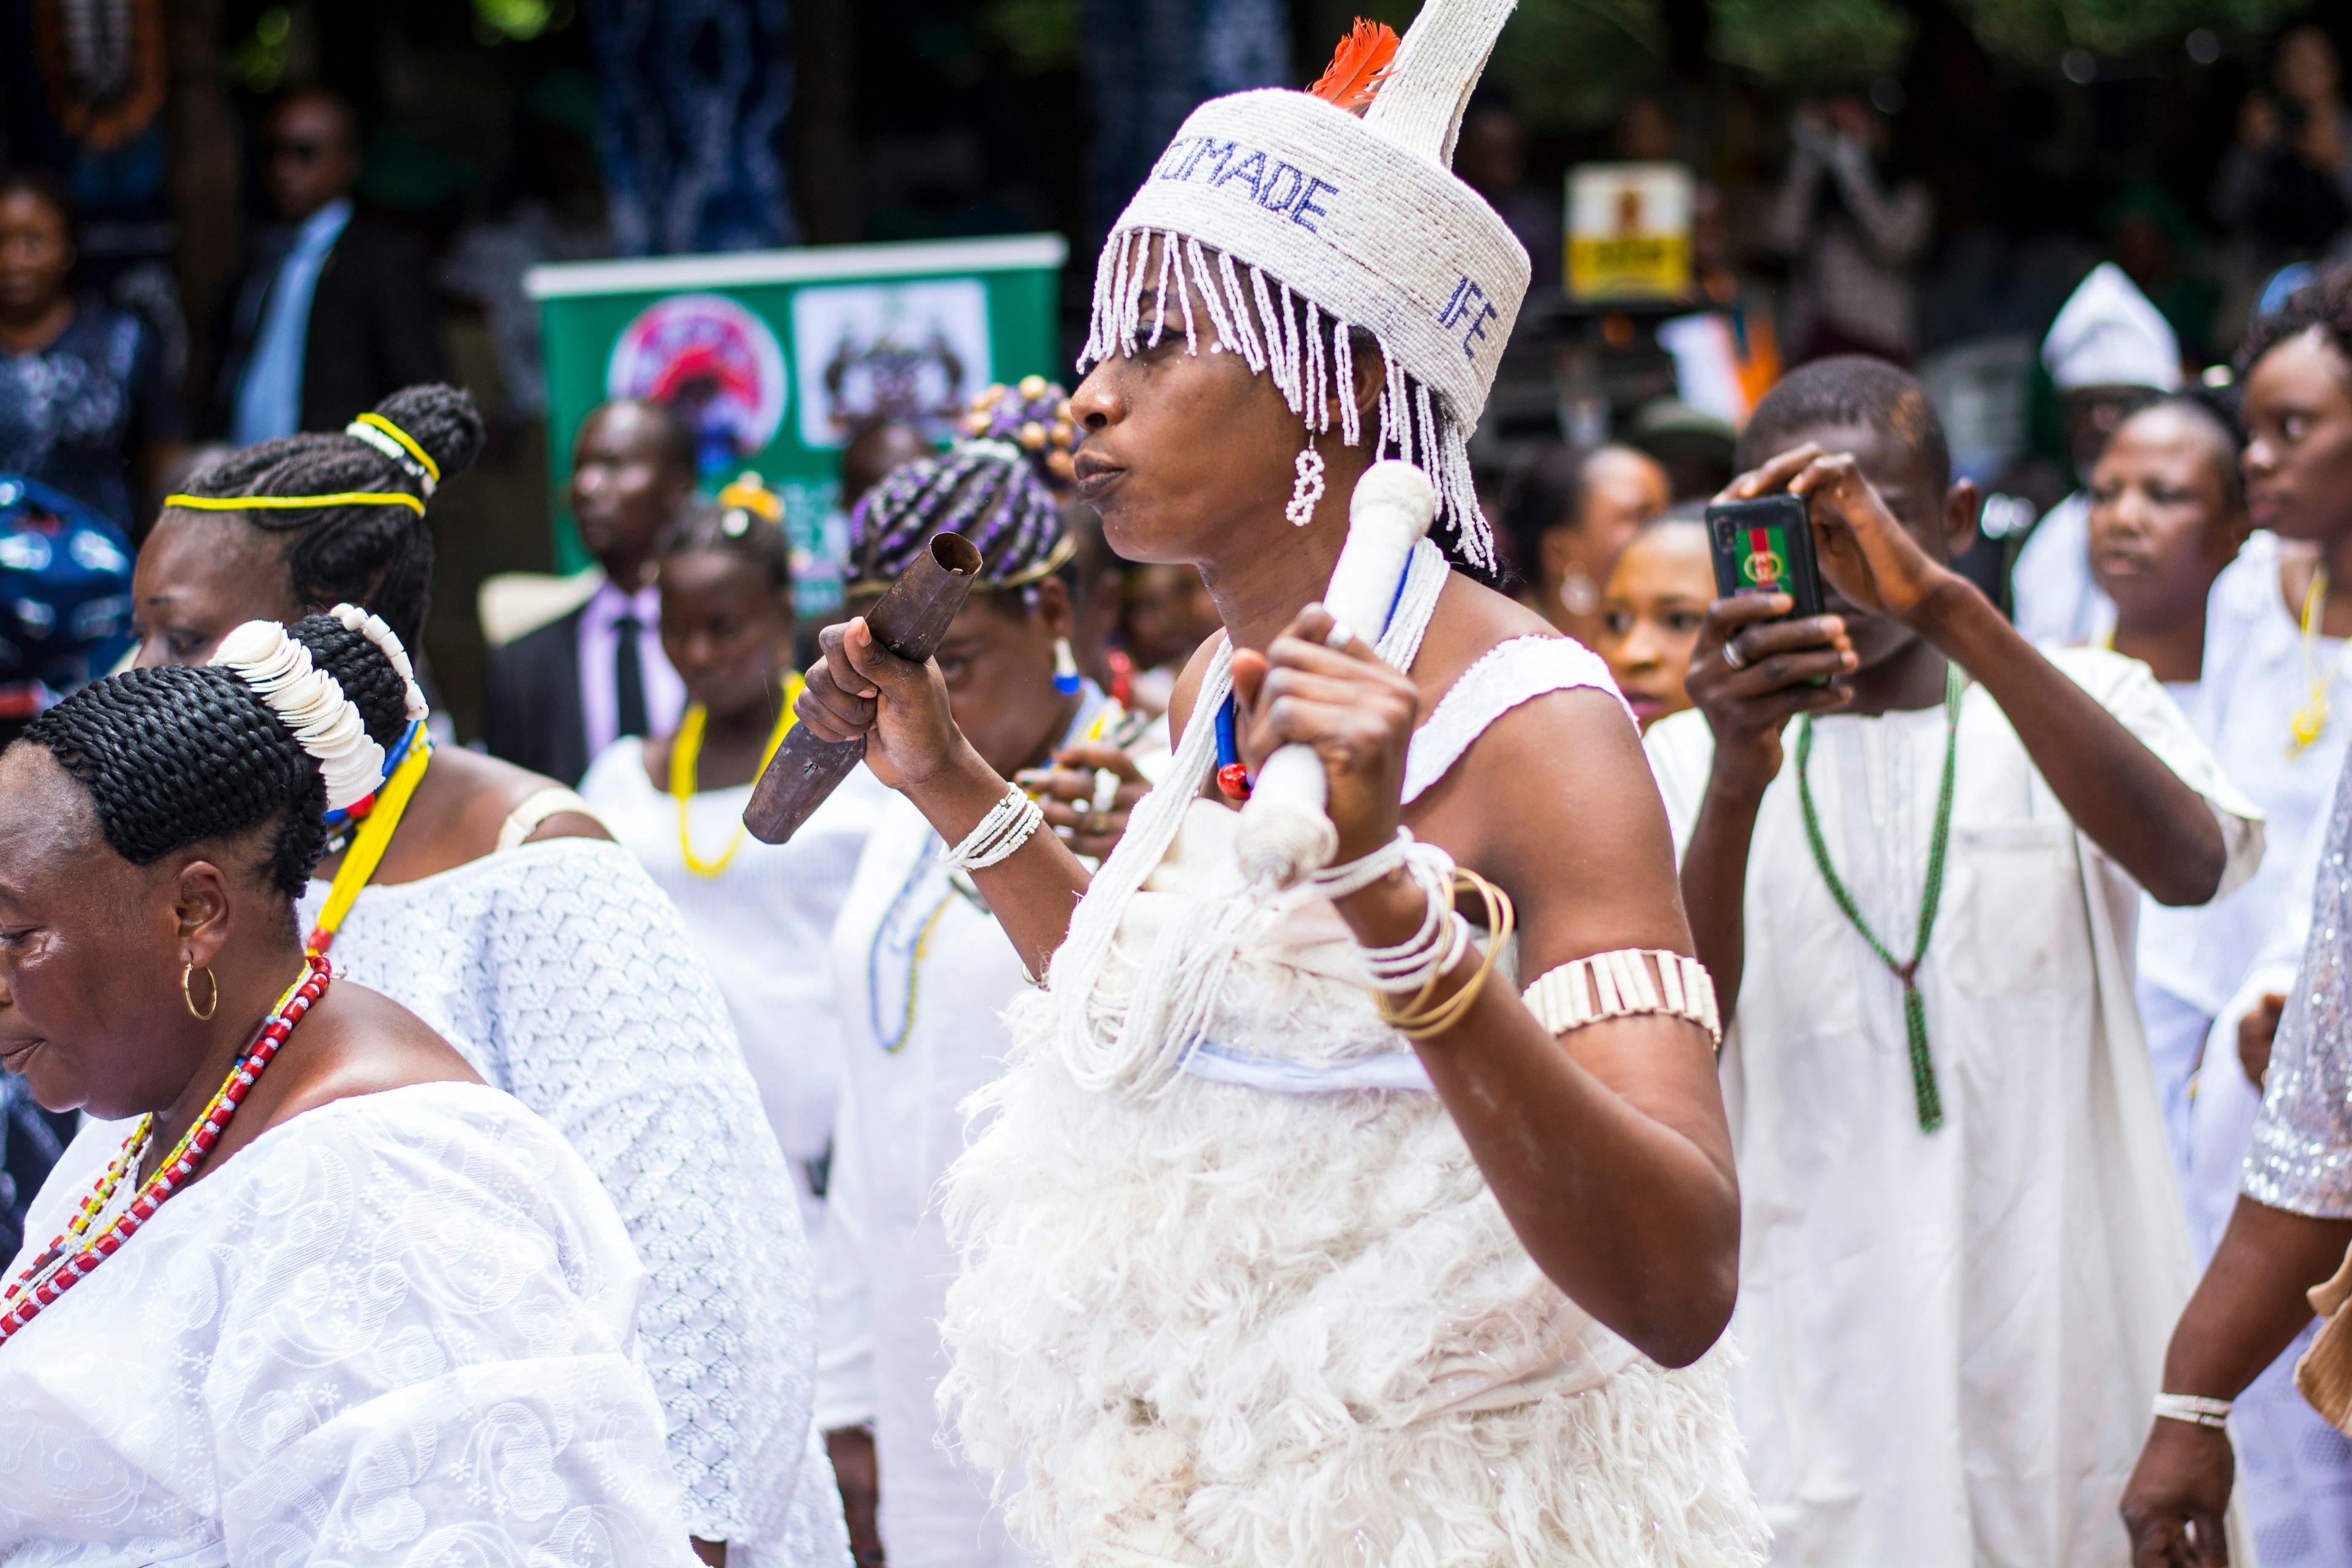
(848, 442, 1067, 592)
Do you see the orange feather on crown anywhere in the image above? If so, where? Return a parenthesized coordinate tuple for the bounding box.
(1306, 18, 1401, 116)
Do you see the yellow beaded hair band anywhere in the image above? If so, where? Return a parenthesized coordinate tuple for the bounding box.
(164, 491, 427, 516)
(346, 412, 440, 493)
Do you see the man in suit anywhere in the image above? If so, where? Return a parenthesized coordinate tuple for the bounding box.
(481, 399, 695, 783)
(206, 88, 450, 441)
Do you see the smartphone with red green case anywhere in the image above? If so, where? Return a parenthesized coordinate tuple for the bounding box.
(1705, 494, 1825, 620)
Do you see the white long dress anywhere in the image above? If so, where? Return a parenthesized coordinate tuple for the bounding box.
(2150, 532, 2352, 1566)
(816, 788, 1036, 1568)
(1643, 647, 2263, 1567)
(0, 1082, 701, 1567)
(580, 737, 891, 1241)
(941, 541, 1766, 1568)
(282, 837, 848, 1567)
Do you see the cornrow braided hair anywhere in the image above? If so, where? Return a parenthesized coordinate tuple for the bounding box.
(168, 384, 487, 653)
(847, 442, 1070, 597)
(22, 613, 413, 899)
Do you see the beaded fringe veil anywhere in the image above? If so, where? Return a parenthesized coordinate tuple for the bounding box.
(1080, 231, 1490, 572)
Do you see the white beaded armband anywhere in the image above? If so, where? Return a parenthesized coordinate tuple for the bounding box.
(2152, 1393, 2232, 1430)
(944, 783, 1045, 871)
(1522, 950, 1722, 1050)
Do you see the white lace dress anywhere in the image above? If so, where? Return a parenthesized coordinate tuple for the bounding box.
(940, 542, 1765, 1568)
(0, 1082, 702, 1567)
(579, 739, 894, 1242)
(281, 838, 848, 1567)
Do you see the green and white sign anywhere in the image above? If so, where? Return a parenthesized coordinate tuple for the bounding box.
(526, 233, 1068, 595)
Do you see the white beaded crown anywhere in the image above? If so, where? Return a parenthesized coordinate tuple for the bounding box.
(1083, 0, 1529, 569)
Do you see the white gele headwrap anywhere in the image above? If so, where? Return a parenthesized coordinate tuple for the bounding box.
(209, 620, 386, 811)
(328, 603, 430, 722)
(1081, 0, 1529, 571)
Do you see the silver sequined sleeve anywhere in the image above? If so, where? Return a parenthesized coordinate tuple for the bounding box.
(2245, 764, 2352, 1216)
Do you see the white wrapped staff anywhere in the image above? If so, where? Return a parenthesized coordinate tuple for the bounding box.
(1235, 459, 1437, 890)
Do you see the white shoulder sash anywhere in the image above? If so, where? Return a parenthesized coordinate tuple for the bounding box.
(1403, 635, 1630, 805)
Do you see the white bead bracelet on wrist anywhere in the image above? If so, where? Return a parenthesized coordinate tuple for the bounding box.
(2151, 1393, 2232, 1430)
(1351, 840, 1473, 996)
(944, 783, 1045, 871)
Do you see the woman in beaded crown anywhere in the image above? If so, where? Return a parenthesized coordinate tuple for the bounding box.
(791, 2, 1763, 1562)
(0, 619, 706, 1562)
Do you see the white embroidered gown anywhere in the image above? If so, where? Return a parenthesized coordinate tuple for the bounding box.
(1644, 647, 2263, 1567)
(0, 1082, 702, 1566)
(580, 738, 892, 1241)
(284, 837, 849, 1567)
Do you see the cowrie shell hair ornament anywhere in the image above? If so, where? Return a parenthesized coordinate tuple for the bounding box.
(209, 620, 386, 811)
(328, 603, 429, 722)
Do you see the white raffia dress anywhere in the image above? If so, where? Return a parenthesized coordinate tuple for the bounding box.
(939, 543, 1765, 1568)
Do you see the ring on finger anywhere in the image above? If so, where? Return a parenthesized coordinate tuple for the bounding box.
(1322, 619, 1356, 650)
(1721, 639, 1749, 670)
(1082, 810, 1110, 835)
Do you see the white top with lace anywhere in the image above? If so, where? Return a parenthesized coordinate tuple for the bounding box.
(287, 839, 846, 1566)
(0, 1082, 702, 1567)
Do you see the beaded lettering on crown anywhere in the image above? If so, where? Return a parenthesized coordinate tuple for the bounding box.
(208, 620, 385, 810)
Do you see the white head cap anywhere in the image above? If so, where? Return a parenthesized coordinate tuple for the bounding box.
(1083, 0, 1529, 570)
(2042, 263, 2182, 393)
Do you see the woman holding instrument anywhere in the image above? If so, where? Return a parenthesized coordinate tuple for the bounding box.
(791, 4, 1761, 1563)
(815, 439, 1133, 1568)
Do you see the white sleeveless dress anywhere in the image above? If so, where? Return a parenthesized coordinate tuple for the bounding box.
(937, 543, 1765, 1568)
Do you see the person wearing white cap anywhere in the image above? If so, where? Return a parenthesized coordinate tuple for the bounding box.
(2011, 262, 2187, 649)
(785, 2, 1766, 1564)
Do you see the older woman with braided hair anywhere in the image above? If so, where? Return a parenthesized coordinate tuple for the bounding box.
(121, 383, 848, 1567)
(0, 614, 703, 1563)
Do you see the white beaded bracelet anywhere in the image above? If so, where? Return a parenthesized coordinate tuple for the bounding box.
(1355, 843, 1472, 995)
(1308, 826, 1415, 901)
(2152, 1393, 2233, 1430)
(1522, 949, 1723, 1050)
(944, 783, 1045, 871)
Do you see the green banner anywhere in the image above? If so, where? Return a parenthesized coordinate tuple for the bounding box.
(526, 233, 1068, 606)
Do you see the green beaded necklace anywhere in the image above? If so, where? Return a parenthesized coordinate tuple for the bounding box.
(1794, 662, 1965, 1133)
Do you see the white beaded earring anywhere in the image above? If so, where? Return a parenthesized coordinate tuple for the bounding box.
(1286, 440, 1327, 527)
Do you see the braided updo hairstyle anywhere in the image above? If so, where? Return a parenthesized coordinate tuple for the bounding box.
(168, 384, 487, 652)
(847, 442, 1068, 599)
(22, 614, 407, 899)
(660, 500, 793, 598)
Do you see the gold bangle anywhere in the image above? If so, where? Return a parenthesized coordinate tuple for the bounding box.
(1376, 869, 1516, 1041)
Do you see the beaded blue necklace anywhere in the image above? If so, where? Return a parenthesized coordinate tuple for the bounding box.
(320, 718, 423, 855)
(1213, 551, 1420, 799)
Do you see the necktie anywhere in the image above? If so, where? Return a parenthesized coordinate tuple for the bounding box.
(614, 613, 649, 739)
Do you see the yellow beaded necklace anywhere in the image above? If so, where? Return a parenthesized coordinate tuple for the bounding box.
(2290, 567, 2350, 756)
(671, 675, 804, 878)
(308, 733, 433, 954)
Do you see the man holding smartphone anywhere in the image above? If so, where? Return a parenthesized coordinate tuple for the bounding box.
(1643, 355, 2263, 1565)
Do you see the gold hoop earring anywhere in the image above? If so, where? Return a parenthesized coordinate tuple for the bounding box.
(183, 962, 218, 1022)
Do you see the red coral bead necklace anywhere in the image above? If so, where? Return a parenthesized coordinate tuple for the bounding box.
(0, 953, 331, 1344)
